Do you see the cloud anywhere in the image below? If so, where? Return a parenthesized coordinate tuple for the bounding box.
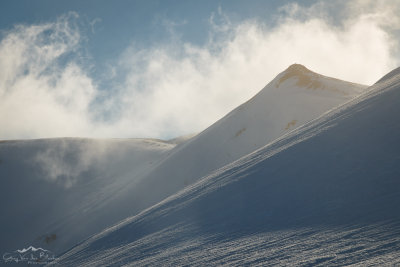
(0, 2, 399, 140)
(0, 12, 97, 139)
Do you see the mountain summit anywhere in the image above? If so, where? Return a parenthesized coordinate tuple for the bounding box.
(275, 64, 363, 96)
(276, 63, 316, 88)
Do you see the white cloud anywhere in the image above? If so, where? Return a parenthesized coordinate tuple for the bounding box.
(0, 2, 399, 140)
(0, 13, 96, 139)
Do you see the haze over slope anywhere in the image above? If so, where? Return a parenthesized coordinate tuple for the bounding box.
(0, 138, 176, 255)
(100, 64, 366, 223)
(161, 64, 366, 185)
(0, 64, 366, 258)
(56, 67, 400, 266)
(155, 64, 366, 187)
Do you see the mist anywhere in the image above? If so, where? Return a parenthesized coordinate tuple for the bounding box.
(0, 1, 399, 140)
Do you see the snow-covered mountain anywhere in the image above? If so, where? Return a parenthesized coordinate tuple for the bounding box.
(55, 67, 400, 266)
(144, 64, 366, 187)
(0, 64, 367, 260)
(85, 64, 366, 235)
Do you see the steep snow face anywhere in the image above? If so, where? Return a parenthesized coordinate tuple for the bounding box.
(149, 64, 365, 185)
(0, 138, 175, 255)
(55, 67, 400, 266)
(100, 64, 366, 225)
(195, 63, 365, 167)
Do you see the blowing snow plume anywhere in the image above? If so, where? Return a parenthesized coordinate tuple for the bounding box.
(0, 1, 399, 139)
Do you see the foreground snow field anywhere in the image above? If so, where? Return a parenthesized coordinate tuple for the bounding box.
(0, 64, 367, 258)
(54, 67, 400, 266)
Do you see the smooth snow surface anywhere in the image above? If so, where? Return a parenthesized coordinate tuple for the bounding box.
(55, 68, 400, 266)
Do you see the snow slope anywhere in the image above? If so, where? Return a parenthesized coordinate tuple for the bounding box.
(55, 67, 400, 266)
(145, 64, 366, 186)
(82, 64, 366, 234)
(0, 138, 175, 255)
(0, 64, 366, 260)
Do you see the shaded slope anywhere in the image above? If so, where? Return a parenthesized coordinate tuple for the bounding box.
(56, 68, 400, 266)
(0, 138, 175, 255)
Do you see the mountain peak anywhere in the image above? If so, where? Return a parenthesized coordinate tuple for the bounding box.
(272, 63, 366, 96)
(276, 63, 318, 88)
(286, 63, 311, 73)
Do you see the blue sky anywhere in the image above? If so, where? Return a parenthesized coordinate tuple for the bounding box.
(0, 0, 399, 139)
(0, 0, 314, 83)
(0, 1, 312, 56)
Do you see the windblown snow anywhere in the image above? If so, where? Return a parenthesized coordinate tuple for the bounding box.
(5, 63, 399, 266)
(97, 64, 367, 235)
(0, 138, 176, 255)
(54, 66, 400, 266)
